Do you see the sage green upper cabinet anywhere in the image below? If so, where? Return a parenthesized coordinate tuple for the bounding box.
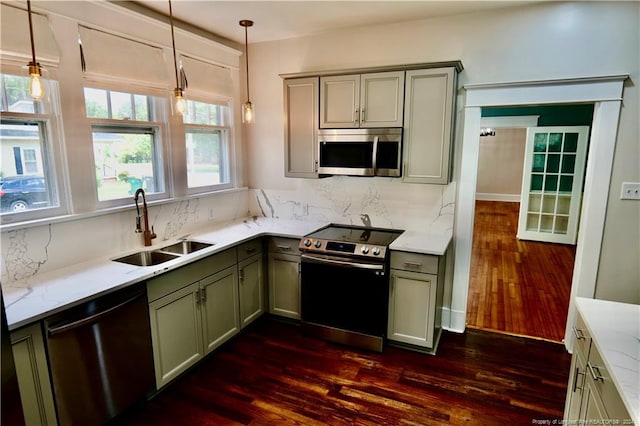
(320, 71, 404, 128)
(284, 77, 318, 178)
(402, 67, 457, 184)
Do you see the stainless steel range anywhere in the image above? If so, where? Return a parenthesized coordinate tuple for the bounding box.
(299, 224, 403, 352)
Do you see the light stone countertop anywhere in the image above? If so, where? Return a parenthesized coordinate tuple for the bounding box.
(3, 217, 452, 330)
(575, 297, 639, 425)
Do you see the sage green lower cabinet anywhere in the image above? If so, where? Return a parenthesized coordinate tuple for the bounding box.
(10, 323, 58, 426)
(388, 251, 445, 353)
(563, 311, 633, 424)
(238, 253, 265, 328)
(268, 253, 301, 319)
(149, 283, 203, 389)
(147, 248, 238, 388)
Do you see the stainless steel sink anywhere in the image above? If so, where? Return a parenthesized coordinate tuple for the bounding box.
(113, 250, 180, 267)
(158, 240, 213, 255)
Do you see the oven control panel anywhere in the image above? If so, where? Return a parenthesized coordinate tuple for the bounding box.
(299, 238, 387, 259)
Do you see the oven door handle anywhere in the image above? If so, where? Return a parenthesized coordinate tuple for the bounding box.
(301, 253, 384, 271)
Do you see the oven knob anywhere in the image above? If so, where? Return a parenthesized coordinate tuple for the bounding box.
(361, 246, 369, 254)
(304, 239, 312, 247)
(314, 240, 322, 248)
(372, 247, 380, 256)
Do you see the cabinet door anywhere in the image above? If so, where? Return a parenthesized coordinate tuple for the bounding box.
(201, 266, 240, 354)
(403, 67, 456, 184)
(320, 74, 360, 128)
(360, 71, 404, 127)
(238, 253, 265, 328)
(388, 269, 437, 348)
(284, 77, 318, 177)
(148, 283, 203, 388)
(564, 350, 587, 422)
(11, 323, 57, 426)
(268, 253, 301, 319)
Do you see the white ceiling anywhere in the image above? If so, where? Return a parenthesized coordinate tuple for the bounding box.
(132, 1, 538, 45)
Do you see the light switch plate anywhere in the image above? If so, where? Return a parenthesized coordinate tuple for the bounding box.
(620, 182, 640, 200)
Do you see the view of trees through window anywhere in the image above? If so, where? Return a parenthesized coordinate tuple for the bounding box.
(184, 99, 230, 189)
(85, 88, 160, 201)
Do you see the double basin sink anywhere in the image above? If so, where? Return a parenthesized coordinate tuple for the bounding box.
(113, 240, 213, 267)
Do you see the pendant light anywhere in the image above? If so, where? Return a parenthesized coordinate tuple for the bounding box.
(239, 20, 254, 124)
(168, 0, 186, 115)
(26, 0, 45, 100)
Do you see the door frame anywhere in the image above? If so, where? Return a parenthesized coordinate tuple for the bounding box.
(450, 75, 627, 351)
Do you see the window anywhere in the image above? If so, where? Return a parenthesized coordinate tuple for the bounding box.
(183, 99, 231, 191)
(85, 87, 165, 203)
(0, 73, 62, 219)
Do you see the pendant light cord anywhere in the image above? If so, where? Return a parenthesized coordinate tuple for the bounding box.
(168, 0, 180, 89)
(244, 24, 250, 102)
(27, 0, 37, 65)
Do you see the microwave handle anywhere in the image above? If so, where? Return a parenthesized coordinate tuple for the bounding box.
(372, 136, 378, 174)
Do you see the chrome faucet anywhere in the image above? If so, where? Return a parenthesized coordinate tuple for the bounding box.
(134, 188, 156, 246)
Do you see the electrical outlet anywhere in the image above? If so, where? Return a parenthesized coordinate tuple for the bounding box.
(208, 207, 216, 220)
(620, 182, 640, 200)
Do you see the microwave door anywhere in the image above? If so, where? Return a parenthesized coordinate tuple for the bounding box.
(318, 140, 374, 176)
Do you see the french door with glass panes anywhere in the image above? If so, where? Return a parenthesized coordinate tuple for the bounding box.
(517, 126, 589, 244)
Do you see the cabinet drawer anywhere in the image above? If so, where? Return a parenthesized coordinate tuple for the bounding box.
(268, 237, 301, 255)
(391, 251, 439, 274)
(148, 248, 237, 302)
(587, 343, 631, 421)
(237, 238, 263, 261)
(573, 313, 591, 359)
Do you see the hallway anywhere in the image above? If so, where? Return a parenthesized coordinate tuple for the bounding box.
(466, 201, 576, 342)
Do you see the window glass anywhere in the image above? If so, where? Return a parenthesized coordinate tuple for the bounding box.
(183, 99, 231, 191)
(0, 72, 61, 219)
(0, 120, 56, 214)
(85, 87, 162, 203)
(185, 128, 229, 188)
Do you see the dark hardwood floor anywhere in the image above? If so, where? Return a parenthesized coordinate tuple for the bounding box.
(118, 319, 571, 425)
(467, 201, 576, 343)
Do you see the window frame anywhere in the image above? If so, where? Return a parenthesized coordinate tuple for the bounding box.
(88, 115, 169, 209)
(183, 97, 234, 195)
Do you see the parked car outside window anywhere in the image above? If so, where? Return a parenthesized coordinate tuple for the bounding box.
(0, 176, 49, 213)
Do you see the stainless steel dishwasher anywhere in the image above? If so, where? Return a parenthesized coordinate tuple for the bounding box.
(45, 283, 155, 425)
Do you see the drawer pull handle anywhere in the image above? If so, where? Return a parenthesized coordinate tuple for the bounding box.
(246, 247, 257, 254)
(572, 326, 586, 340)
(276, 245, 291, 251)
(587, 362, 604, 382)
(404, 261, 422, 269)
(572, 367, 585, 392)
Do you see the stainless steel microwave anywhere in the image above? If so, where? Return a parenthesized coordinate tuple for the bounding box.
(317, 128, 402, 177)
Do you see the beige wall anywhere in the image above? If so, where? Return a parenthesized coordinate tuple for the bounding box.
(245, 2, 640, 304)
(476, 128, 526, 199)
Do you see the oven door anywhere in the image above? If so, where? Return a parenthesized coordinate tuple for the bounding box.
(300, 253, 389, 339)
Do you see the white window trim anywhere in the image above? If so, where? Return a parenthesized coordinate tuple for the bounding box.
(0, 80, 69, 224)
(449, 75, 627, 354)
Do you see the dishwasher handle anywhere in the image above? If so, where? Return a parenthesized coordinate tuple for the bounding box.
(48, 292, 145, 336)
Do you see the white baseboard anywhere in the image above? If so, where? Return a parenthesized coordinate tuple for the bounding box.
(475, 193, 520, 202)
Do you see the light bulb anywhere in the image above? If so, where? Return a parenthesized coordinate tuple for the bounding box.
(242, 101, 254, 124)
(173, 88, 186, 115)
(28, 64, 45, 100)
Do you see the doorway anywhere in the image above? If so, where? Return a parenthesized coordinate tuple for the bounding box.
(450, 75, 627, 351)
(465, 106, 593, 343)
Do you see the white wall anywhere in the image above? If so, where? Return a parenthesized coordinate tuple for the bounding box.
(476, 128, 526, 201)
(246, 2, 640, 307)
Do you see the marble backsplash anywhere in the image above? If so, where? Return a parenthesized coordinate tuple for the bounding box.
(0, 189, 250, 284)
(1, 179, 455, 285)
(249, 177, 456, 234)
